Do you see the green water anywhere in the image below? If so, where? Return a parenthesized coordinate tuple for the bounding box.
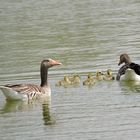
(0, 0, 140, 139)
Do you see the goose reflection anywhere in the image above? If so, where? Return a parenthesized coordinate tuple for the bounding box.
(42, 102, 55, 125)
(120, 80, 140, 93)
(0, 98, 55, 125)
(0, 100, 34, 114)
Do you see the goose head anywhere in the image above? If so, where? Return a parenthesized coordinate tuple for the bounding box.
(64, 76, 71, 83)
(40, 59, 62, 87)
(87, 73, 93, 79)
(118, 54, 131, 66)
(107, 69, 112, 76)
(41, 58, 62, 69)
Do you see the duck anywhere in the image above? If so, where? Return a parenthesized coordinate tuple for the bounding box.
(116, 53, 140, 81)
(103, 69, 115, 81)
(55, 76, 71, 87)
(0, 59, 62, 101)
(83, 73, 95, 86)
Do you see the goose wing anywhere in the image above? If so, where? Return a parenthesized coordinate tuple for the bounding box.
(116, 64, 130, 80)
(129, 63, 140, 75)
(5, 84, 41, 93)
(0, 84, 43, 100)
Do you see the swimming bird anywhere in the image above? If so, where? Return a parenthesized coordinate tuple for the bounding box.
(96, 71, 104, 81)
(116, 53, 140, 81)
(103, 69, 115, 81)
(70, 74, 81, 85)
(83, 73, 95, 86)
(0, 59, 62, 101)
(55, 76, 71, 87)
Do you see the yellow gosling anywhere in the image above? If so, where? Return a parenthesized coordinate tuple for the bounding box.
(83, 73, 95, 86)
(70, 74, 81, 85)
(103, 69, 115, 81)
(96, 71, 104, 81)
(55, 76, 71, 87)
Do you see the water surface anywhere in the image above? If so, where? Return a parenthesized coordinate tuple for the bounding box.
(0, 0, 140, 140)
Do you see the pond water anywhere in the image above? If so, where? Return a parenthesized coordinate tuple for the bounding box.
(0, 0, 140, 140)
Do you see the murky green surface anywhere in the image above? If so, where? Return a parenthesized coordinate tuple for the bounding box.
(0, 0, 140, 139)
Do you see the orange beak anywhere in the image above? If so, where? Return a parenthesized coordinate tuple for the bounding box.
(50, 59, 62, 66)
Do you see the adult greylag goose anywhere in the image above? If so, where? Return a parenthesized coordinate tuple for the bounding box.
(116, 53, 140, 81)
(0, 59, 62, 101)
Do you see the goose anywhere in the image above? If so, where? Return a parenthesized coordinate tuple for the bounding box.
(0, 59, 62, 101)
(83, 73, 95, 86)
(96, 71, 104, 81)
(116, 53, 140, 81)
(70, 74, 80, 85)
(55, 74, 81, 87)
(103, 69, 115, 81)
(55, 76, 71, 87)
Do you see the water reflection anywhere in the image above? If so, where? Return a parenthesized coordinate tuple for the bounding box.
(120, 81, 140, 93)
(0, 98, 55, 125)
(0, 100, 33, 114)
(42, 102, 55, 125)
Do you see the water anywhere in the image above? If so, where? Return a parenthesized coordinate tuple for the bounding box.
(0, 0, 140, 139)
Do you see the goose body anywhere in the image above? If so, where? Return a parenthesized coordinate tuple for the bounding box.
(83, 73, 95, 86)
(96, 71, 104, 81)
(55, 76, 72, 87)
(70, 75, 80, 85)
(0, 59, 61, 101)
(0, 85, 28, 101)
(0, 84, 51, 101)
(103, 69, 115, 81)
(116, 54, 140, 81)
(55, 74, 80, 87)
(120, 69, 140, 81)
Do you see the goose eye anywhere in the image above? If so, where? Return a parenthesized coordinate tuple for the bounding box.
(46, 59, 50, 63)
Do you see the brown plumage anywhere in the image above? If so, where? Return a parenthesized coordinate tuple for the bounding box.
(0, 59, 62, 101)
(116, 54, 140, 80)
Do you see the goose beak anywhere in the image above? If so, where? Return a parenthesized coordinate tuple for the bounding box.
(118, 61, 121, 66)
(50, 59, 62, 66)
